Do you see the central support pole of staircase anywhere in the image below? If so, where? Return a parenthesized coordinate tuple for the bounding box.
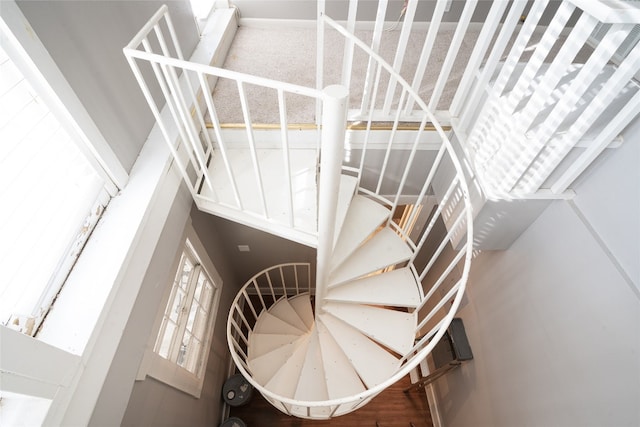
(315, 85, 349, 314)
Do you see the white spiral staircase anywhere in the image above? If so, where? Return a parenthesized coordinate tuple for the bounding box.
(238, 175, 420, 418)
(124, 0, 640, 420)
(124, 6, 475, 418)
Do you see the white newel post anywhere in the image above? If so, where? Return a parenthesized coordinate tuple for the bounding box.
(315, 85, 349, 314)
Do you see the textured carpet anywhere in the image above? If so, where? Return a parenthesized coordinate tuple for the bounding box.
(212, 23, 590, 124)
(212, 25, 482, 123)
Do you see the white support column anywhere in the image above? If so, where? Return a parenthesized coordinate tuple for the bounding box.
(315, 85, 348, 313)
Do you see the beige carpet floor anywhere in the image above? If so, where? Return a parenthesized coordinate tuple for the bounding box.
(212, 23, 591, 124)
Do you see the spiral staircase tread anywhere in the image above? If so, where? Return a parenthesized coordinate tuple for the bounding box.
(319, 312, 400, 389)
(247, 332, 305, 361)
(324, 301, 416, 355)
(330, 195, 390, 271)
(316, 317, 367, 399)
(288, 293, 315, 330)
(332, 175, 359, 249)
(254, 311, 307, 336)
(329, 227, 413, 287)
(269, 298, 308, 332)
(294, 327, 329, 402)
(248, 337, 307, 385)
(263, 333, 311, 398)
(325, 266, 421, 308)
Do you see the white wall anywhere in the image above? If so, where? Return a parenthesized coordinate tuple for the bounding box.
(434, 121, 640, 426)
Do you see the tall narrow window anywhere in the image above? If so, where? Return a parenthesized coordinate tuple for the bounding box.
(0, 43, 111, 335)
(138, 224, 222, 397)
(155, 239, 218, 375)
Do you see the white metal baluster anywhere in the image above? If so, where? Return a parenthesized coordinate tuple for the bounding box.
(277, 89, 295, 228)
(359, 0, 389, 115)
(495, 11, 598, 194)
(427, 0, 478, 112)
(293, 264, 300, 295)
(231, 336, 249, 363)
(404, 318, 446, 361)
(253, 280, 266, 312)
(237, 81, 269, 217)
(404, 143, 447, 233)
(376, 88, 408, 194)
(230, 318, 248, 346)
(381, 0, 419, 116)
(317, 0, 326, 128)
(152, 27, 215, 196)
(420, 209, 467, 278)
(265, 273, 276, 303)
(197, 72, 242, 208)
(416, 278, 463, 333)
(161, 61, 213, 193)
(533, 39, 640, 193)
(242, 289, 258, 320)
(420, 243, 467, 294)
(457, 0, 528, 131)
(164, 10, 218, 167)
(389, 114, 429, 227)
(449, 0, 510, 116)
(468, 0, 571, 190)
(552, 89, 640, 193)
(410, 175, 460, 263)
(492, 0, 551, 96)
(235, 306, 251, 332)
(154, 23, 215, 161)
(279, 266, 287, 298)
(511, 23, 632, 194)
(125, 43, 196, 198)
(358, 63, 383, 180)
(341, 0, 359, 88)
(503, 2, 575, 111)
(404, 0, 448, 114)
(139, 38, 200, 179)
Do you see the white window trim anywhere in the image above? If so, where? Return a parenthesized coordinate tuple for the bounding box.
(0, 0, 127, 192)
(0, 0, 128, 338)
(137, 221, 223, 398)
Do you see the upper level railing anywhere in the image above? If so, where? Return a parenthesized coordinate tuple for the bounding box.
(123, 6, 325, 247)
(320, 0, 640, 199)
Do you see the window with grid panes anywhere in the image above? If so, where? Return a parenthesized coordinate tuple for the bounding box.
(154, 238, 218, 375)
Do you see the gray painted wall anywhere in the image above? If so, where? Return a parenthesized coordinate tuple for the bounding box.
(433, 118, 640, 426)
(203, 214, 317, 285)
(17, 0, 199, 172)
(91, 193, 244, 427)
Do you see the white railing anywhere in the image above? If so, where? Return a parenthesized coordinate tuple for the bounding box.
(123, 6, 326, 247)
(323, 0, 640, 199)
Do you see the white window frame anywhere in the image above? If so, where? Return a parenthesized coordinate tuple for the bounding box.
(0, 1, 128, 337)
(137, 222, 222, 398)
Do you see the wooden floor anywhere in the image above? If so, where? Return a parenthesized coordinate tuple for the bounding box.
(229, 374, 433, 427)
